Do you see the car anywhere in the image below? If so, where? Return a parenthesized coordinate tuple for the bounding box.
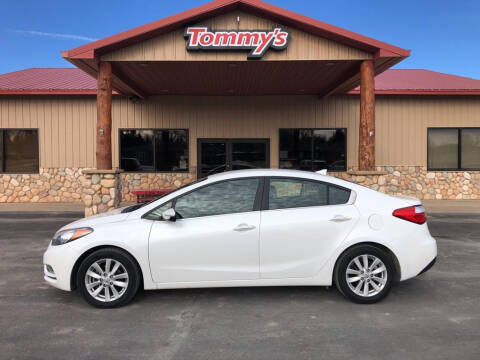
(43, 169, 437, 308)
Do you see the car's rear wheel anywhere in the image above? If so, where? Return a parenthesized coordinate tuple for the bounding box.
(77, 248, 140, 308)
(334, 245, 394, 304)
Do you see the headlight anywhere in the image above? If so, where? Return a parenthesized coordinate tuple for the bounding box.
(52, 227, 93, 246)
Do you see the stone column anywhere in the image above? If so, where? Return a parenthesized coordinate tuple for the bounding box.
(82, 169, 123, 217)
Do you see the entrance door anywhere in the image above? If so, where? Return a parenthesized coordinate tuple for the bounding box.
(198, 139, 269, 178)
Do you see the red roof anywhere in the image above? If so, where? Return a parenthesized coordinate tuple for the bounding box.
(62, 0, 409, 60)
(349, 69, 480, 95)
(0, 68, 97, 95)
(1, 68, 479, 96)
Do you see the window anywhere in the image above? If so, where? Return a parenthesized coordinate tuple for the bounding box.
(120, 129, 188, 172)
(0, 129, 39, 173)
(174, 178, 260, 219)
(146, 201, 173, 220)
(428, 128, 480, 170)
(268, 178, 350, 210)
(461, 129, 480, 169)
(328, 186, 352, 205)
(279, 129, 346, 171)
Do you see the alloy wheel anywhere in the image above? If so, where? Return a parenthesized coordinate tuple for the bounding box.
(84, 258, 129, 302)
(346, 254, 388, 297)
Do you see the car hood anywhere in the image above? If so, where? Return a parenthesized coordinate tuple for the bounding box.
(57, 207, 131, 232)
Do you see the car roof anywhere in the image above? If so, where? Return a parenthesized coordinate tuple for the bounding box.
(206, 169, 347, 185)
(207, 168, 313, 178)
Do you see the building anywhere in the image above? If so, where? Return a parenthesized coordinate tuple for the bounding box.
(0, 0, 479, 215)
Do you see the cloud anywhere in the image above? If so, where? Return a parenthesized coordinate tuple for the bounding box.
(11, 29, 98, 42)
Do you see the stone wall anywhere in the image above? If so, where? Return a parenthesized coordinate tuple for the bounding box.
(82, 170, 123, 217)
(332, 166, 480, 200)
(0, 169, 195, 204)
(0, 168, 85, 203)
(1, 167, 479, 205)
(121, 173, 195, 203)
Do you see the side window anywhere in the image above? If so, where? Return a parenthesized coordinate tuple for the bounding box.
(329, 186, 351, 205)
(145, 201, 173, 220)
(268, 178, 351, 210)
(268, 178, 328, 210)
(174, 178, 259, 219)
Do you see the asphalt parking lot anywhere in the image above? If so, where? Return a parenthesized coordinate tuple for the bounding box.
(0, 212, 479, 360)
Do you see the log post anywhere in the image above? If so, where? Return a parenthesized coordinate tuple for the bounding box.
(96, 61, 113, 170)
(359, 59, 375, 171)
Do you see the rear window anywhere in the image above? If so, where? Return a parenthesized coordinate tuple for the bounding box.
(268, 178, 351, 210)
(329, 186, 351, 205)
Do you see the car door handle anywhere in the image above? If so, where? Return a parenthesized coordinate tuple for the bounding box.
(329, 215, 352, 223)
(233, 223, 256, 232)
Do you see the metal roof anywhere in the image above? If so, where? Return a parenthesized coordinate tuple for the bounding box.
(0, 68, 97, 95)
(1, 68, 479, 96)
(349, 69, 480, 95)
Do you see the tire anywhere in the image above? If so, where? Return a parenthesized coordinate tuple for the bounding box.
(334, 245, 394, 304)
(77, 248, 140, 308)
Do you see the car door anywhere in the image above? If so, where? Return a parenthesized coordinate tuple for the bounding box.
(259, 177, 359, 279)
(148, 177, 263, 283)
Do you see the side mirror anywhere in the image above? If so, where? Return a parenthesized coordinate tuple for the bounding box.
(161, 208, 177, 222)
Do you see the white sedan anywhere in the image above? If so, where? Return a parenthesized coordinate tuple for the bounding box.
(43, 169, 437, 308)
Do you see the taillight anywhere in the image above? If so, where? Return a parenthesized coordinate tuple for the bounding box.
(392, 205, 427, 224)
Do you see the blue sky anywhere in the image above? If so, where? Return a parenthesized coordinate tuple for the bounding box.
(1, 0, 479, 79)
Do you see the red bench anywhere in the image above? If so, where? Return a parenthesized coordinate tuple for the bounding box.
(131, 190, 172, 204)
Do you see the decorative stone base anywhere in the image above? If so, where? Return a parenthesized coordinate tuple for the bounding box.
(332, 166, 480, 200)
(121, 173, 195, 203)
(0, 168, 86, 203)
(82, 170, 123, 217)
(1, 167, 479, 205)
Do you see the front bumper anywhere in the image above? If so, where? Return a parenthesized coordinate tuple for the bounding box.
(43, 242, 78, 291)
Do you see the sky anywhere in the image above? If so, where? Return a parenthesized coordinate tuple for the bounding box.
(1, 0, 479, 79)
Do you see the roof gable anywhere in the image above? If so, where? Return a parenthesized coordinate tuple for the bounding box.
(62, 0, 410, 60)
(100, 10, 371, 62)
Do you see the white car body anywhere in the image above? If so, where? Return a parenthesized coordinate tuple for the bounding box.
(43, 169, 437, 295)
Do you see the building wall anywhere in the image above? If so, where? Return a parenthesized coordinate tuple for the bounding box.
(111, 95, 360, 171)
(0, 96, 97, 168)
(1, 95, 480, 203)
(376, 96, 480, 166)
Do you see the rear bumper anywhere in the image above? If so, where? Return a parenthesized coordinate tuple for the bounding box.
(389, 228, 437, 281)
(418, 257, 436, 276)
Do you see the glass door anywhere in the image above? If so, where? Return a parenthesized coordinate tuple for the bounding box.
(198, 139, 269, 178)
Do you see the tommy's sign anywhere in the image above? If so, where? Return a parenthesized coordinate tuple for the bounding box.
(184, 27, 289, 59)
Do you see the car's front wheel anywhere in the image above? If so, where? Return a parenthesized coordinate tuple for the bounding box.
(77, 248, 140, 308)
(334, 245, 394, 304)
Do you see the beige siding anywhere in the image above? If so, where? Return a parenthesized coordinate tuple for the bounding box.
(376, 96, 480, 166)
(0, 96, 97, 168)
(111, 95, 359, 170)
(2, 95, 480, 169)
(101, 11, 371, 62)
